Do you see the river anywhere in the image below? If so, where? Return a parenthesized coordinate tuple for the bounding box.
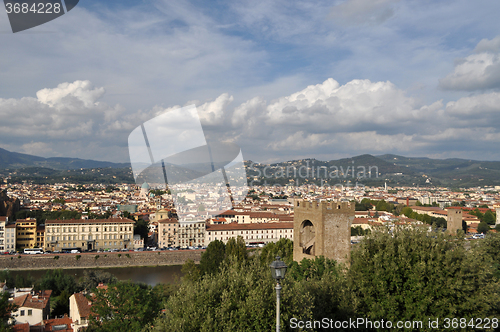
(7, 265, 184, 286)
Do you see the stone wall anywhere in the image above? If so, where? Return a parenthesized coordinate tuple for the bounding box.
(293, 200, 354, 265)
(447, 209, 462, 235)
(0, 251, 202, 270)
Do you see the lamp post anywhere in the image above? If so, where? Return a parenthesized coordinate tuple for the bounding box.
(270, 256, 287, 332)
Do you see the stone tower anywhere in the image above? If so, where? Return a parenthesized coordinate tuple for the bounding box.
(496, 208, 500, 226)
(447, 209, 462, 235)
(293, 200, 354, 265)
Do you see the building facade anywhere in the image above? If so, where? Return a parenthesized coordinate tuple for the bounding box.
(16, 219, 37, 250)
(157, 218, 178, 248)
(178, 221, 205, 248)
(45, 218, 134, 251)
(5, 222, 16, 252)
(206, 222, 293, 245)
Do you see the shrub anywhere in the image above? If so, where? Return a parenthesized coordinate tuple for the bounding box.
(54, 256, 59, 260)
(76, 255, 81, 260)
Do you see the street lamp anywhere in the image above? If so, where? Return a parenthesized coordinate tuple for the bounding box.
(270, 256, 287, 332)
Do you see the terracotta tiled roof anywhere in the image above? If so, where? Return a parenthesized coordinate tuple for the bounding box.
(158, 218, 178, 224)
(46, 218, 134, 224)
(35, 316, 73, 331)
(74, 293, 92, 319)
(11, 323, 29, 332)
(12, 292, 50, 310)
(206, 222, 293, 231)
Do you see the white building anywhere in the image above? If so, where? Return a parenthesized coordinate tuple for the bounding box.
(206, 222, 293, 245)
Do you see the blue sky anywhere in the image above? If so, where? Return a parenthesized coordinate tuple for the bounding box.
(1, 0, 500, 163)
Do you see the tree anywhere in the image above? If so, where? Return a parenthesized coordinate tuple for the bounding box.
(477, 221, 490, 234)
(35, 269, 79, 297)
(225, 236, 248, 264)
(181, 259, 200, 282)
(88, 281, 161, 332)
(146, 258, 314, 332)
(346, 228, 500, 326)
(134, 219, 149, 241)
(199, 240, 225, 276)
(483, 210, 496, 225)
(0, 291, 17, 330)
(79, 270, 117, 292)
(259, 238, 293, 266)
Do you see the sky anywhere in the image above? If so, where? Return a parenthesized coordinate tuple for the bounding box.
(1, 0, 500, 164)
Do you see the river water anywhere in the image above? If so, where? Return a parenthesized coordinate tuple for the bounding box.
(7, 265, 184, 286)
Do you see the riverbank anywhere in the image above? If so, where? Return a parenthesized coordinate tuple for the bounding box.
(0, 250, 202, 271)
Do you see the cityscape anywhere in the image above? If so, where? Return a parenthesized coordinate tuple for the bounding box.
(2, 0, 500, 331)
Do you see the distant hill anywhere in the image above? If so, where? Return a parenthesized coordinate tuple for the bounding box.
(2, 147, 500, 187)
(0, 147, 129, 170)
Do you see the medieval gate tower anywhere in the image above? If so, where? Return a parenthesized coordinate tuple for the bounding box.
(293, 200, 354, 265)
(447, 209, 462, 235)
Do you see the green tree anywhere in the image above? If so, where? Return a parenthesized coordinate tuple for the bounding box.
(199, 240, 226, 276)
(346, 228, 500, 328)
(87, 281, 161, 332)
(477, 221, 490, 234)
(36, 269, 79, 296)
(78, 270, 117, 291)
(52, 289, 71, 317)
(0, 291, 17, 330)
(181, 259, 200, 282)
(225, 236, 248, 264)
(134, 219, 149, 241)
(259, 238, 293, 266)
(146, 258, 314, 332)
(483, 210, 496, 225)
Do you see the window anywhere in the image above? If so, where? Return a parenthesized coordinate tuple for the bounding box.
(28, 309, 32, 316)
(20, 310, 24, 316)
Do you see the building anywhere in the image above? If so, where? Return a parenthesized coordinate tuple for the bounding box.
(36, 226, 45, 249)
(10, 290, 52, 326)
(133, 234, 144, 249)
(178, 221, 205, 248)
(45, 218, 135, 252)
(16, 219, 38, 250)
(206, 222, 293, 245)
(0, 217, 5, 252)
(69, 293, 91, 331)
(157, 218, 178, 248)
(293, 200, 354, 265)
(5, 223, 16, 252)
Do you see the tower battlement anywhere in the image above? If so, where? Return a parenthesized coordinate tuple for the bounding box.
(294, 200, 354, 214)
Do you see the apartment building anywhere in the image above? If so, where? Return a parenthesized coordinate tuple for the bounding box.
(5, 223, 16, 252)
(45, 218, 134, 251)
(0, 217, 5, 252)
(206, 222, 293, 245)
(157, 218, 178, 248)
(178, 221, 205, 248)
(16, 218, 37, 250)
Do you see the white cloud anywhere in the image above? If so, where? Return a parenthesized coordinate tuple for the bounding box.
(36, 81, 105, 109)
(439, 36, 500, 91)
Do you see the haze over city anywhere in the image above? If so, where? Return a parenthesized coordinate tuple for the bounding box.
(1, 0, 500, 164)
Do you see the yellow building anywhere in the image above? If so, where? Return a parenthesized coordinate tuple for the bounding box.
(16, 218, 38, 250)
(158, 218, 178, 248)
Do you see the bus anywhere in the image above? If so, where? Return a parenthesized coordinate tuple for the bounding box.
(23, 248, 44, 254)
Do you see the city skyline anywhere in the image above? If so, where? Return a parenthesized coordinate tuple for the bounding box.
(1, 1, 500, 163)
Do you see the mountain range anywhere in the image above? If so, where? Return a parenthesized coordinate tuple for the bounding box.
(1, 147, 500, 187)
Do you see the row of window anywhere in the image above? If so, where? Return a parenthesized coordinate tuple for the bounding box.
(47, 225, 132, 233)
(208, 229, 292, 235)
(50, 234, 130, 241)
